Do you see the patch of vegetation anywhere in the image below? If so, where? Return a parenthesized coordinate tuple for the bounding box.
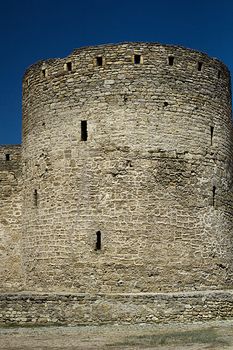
(107, 327, 229, 348)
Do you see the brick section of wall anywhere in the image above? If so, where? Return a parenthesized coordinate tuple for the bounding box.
(21, 43, 233, 293)
(0, 145, 23, 291)
(1, 291, 233, 325)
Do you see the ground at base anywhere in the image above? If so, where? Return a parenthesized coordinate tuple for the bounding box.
(0, 319, 233, 350)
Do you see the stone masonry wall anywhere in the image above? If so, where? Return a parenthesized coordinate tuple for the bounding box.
(1, 291, 233, 325)
(22, 42, 233, 293)
(0, 145, 23, 291)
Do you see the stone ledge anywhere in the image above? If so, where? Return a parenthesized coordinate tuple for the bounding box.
(1, 290, 233, 326)
(1, 289, 233, 298)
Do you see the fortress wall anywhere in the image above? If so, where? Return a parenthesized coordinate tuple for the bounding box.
(0, 145, 23, 291)
(21, 43, 233, 292)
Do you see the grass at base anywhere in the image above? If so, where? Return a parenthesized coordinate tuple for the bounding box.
(107, 327, 229, 348)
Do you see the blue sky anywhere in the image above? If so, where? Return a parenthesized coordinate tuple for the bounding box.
(0, 0, 232, 144)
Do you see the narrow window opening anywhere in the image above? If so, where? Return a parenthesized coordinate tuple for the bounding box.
(168, 56, 174, 66)
(5, 154, 10, 161)
(96, 231, 101, 250)
(66, 62, 72, 71)
(96, 56, 103, 66)
(198, 62, 203, 71)
(134, 54, 141, 64)
(218, 70, 221, 79)
(42, 68, 47, 78)
(213, 186, 216, 207)
(34, 189, 38, 207)
(210, 126, 214, 146)
(81, 120, 88, 141)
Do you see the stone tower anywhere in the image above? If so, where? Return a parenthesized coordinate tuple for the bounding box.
(5, 42, 233, 294)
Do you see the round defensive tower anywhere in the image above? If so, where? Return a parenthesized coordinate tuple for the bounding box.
(22, 42, 233, 293)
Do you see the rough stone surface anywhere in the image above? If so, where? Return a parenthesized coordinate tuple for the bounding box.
(0, 42, 233, 324)
(1, 291, 233, 326)
(0, 146, 23, 291)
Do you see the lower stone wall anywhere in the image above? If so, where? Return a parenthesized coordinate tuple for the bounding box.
(1, 290, 233, 326)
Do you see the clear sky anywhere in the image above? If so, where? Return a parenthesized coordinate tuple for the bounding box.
(0, 0, 232, 144)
